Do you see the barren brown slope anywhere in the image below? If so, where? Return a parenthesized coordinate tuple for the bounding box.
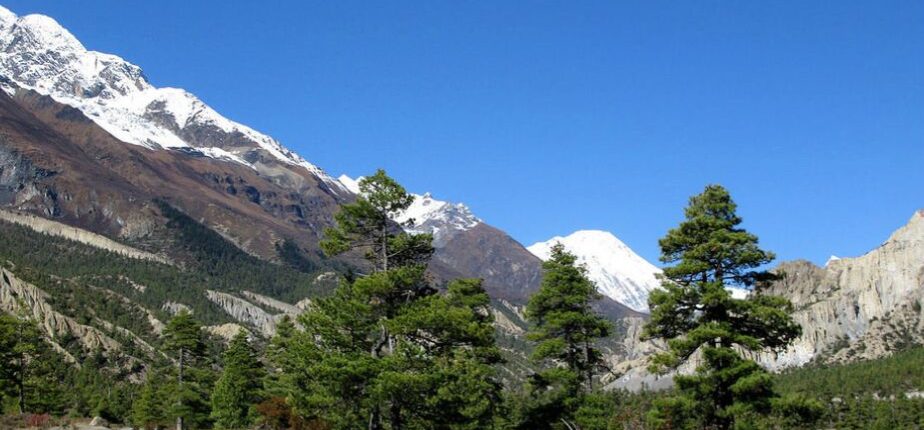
(0, 86, 344, 260)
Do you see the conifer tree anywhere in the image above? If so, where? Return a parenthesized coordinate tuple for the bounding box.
(211, 330, 265, 429)
(0, 312, 18, 407)
(0, 309, 66, 414)
(320, 168, 434, 272)
(133, 368, 167, 430)
(263, 314, 295, 398)
(520, 244, 611, 429)
(288, 170, 501, 430)
(642, 185, 802, 429)
(162, 310, 212, 430)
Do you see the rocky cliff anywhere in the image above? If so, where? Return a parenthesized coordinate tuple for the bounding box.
(758, 210, 924, 368)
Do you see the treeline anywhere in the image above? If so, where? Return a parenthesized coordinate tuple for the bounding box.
(1, 171, 923, 428)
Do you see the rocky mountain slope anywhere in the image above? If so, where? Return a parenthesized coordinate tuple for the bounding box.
(757, 210, 924, 368)
(528, 230, 662, 312)
(0, 6, 345, 193)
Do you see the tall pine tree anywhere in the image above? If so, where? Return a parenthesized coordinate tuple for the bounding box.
(162, 310, 212, 430)
(643, 185, 801, 429)
(133, 367, 168, 430)
(287, 170, 501, 430)
(521, 244, 611, 430)
(0, 310, 67, 415)
(211, 330, 265, 429)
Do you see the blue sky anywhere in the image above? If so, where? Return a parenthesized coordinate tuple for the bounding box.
(5, 1, 923, 265)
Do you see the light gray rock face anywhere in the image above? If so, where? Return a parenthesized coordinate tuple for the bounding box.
(0, 209, 168, 263)
(0, 266, 121, 357)
(206, 290, 277, 336)
(758, 210, 924, 368)
(205, 290, 301, 337)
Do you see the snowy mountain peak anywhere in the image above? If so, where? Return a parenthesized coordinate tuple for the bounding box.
(0, 5, 340, 187)
(0, 6, 15, 25)
(15, 13, 83, 50)
(338, 175, 481, 245)
(527, 230, 662, 313)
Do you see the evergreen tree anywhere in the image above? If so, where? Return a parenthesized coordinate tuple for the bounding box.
(0, 312, 18, 408)
(0, 309, 67, 415)
(133, 368, 168, 430)
(320, 168, 434, 272)
(211, 330, 265, 429)
(162, 310, 212, 430)
(288, 170, 501, 430)
(642, 185, 802, 429)
(519, 244, 611, 429)
(263, 314, 295, 398)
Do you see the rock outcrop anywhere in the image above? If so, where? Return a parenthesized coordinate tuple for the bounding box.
(758, 210, 924, 367)
(0, 209, 168, 262)
(0, 266, 121, 356)
(206, 290, 278, 336)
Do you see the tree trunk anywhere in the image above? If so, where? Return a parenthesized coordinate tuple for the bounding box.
(584, 340, 593, 392)
(17, 322, 24, 414)
(368, 407, 381, 430)
(381, 226, 388, 272)
(176, 349, 184, 430)
(17, 354, 24, 414)
(389, 401, 403, 430)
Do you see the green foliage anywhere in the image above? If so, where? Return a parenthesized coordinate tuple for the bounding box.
(133, 368, 168, 429)
(157, 200, 330, 301)
(286, 170, 501, 429)
(162, 311, 214, 429)
(519, 244, 611, 429)
(320, 169, 433, 271)
(772, 346, 924, 428)
(0, 310, 68, 415)
(643, 185, 802, 429)
(211, 330, 265, 429)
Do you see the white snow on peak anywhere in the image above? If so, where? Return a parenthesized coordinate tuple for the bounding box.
(337, 175, 361, 194)
(0, 6, 16, 27)
(825, 255, 841, 267)
(395, 192, 481, 234)
(338, 175, 481, 243)
(0, 6, 337, 184)
(528, 230, 662, 313)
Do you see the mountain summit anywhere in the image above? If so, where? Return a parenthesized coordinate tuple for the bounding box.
(0, 5, 344, 192)
(528, 230, 661, 312)
(338, 175, 481, 246)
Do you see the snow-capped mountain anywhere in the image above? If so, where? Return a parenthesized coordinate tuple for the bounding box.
(528, 230, 662, 313)
(338, 175, 481, 246)
(0, 6, 344, 191)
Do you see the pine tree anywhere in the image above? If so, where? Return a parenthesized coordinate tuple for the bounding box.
(211, 330, 265, 429)
(642, 185, 802, 429)
(263, 314, 295, 398)
(133, 368, 167, 430)
(0, 309, 67, 415)
(0, 312, 18, 407)
(288, 170, 501, 430)
(162, 310, 212, 430)
(520, 244, 611, 429)
(320, 168, 434, 272)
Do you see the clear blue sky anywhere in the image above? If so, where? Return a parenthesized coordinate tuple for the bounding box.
(5, 1, 923, 265)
